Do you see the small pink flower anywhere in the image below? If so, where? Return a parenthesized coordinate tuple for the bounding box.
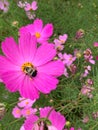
(81, 65, 91, 78)
(18, 97, 36, 108)
(81, 85, 94, 98)
(12, 106, 22, 118)
(0, 0, 9, 12)
(54, 40, 64, 51)
(59, 34, 68, 44)
(19, 18, 53, 44)
(86, 78, 93, 85)
(69, 64, 77, 75)
(63, 53, 76, 67)
(75, 29, 85, 39)
(84, 49, 95, 64)
(24, 1, 38, 11)
(22, 107, 37, 118)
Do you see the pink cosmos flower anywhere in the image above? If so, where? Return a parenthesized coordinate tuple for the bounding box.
(54, 40, 64, 51)
(12, 106, 22, 118)
(75, 29, 85, 40)
(0, 33, 64, 100)
(0, 0, 9, 13)
(63, 53, 76, 67)
(59, 34, 68, 44)
(54, 34, 68, 51)
(18, 97, 36, 108)
(81, 65, 91, 78)
(24, 107, 66, 130)
(22, 107, 37, 118)
(83, 48, 95, 64)
(19, 19, 53, 44)
(81, 85, 94, 98)
(24, 1, 38, 11)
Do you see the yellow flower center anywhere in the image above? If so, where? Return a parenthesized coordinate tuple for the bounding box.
(16, 110, 20, 114)
(21, 62, 33, 72)
(35, 32, 41, 38)
(25, 101, 29, 105)
(60, 40, 65, 44)
(26, 110, 31, 115)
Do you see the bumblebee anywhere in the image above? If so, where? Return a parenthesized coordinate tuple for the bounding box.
(24, 66, 37, 78)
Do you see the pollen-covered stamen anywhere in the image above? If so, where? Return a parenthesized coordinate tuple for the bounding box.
(35, 32, 41, 38)
(21, 62, 37, 77)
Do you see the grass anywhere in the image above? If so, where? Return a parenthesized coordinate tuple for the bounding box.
(0, 0, 98, 130)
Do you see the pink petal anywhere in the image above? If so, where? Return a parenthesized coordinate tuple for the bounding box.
(24, 3, 31, 11)
(33, 72, 58, 93)
(41, 23, 53, 38)
(33, 19, 43, 32)
(1, 71, 24, 92)
(19, 33, 37, 62)
(19, 76, 39, 100)
(24, 114, 39, 130)
(0, 56, 20, 75)
(37, 60, 64, 77)
(89, 59, 95, 64)
(19, 26, 30, 35)
(31, 1, 38, 10)
(1, 37, 23, 65)
(32, 44, 56, 66)
(49, 110, 66, 130)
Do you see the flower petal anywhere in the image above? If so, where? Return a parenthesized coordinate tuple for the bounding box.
(33, 72, 58, 93)
(0, 56, 20, 75)
(37, 60, 64, 77)
(1, 37, 23, 65)
(32, 44, 56, 66)
(19, 24, 34, 35)
(1, 71, 24, 92)
(19, 76, 39, 100)
(41, 23, 53, 38)
(33, 19, 43, 32)
(19, 33, 37, 62)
